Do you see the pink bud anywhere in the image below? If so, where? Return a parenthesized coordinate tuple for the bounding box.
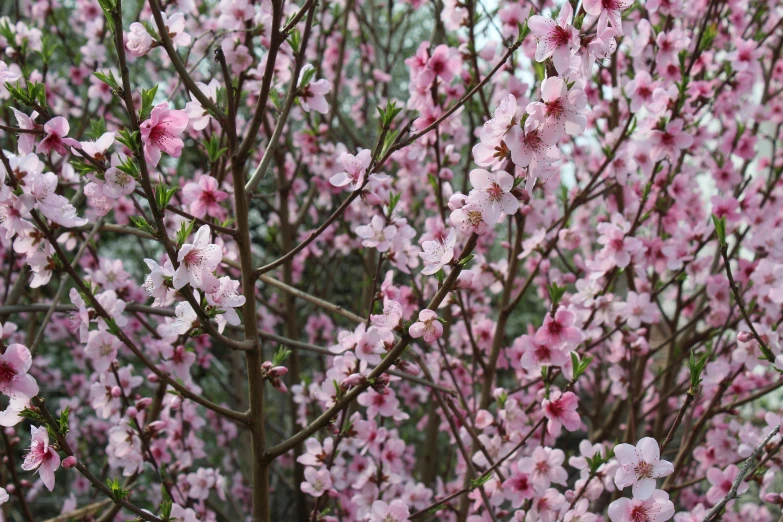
(395, 360, 420, 376)
(271, 378, 288, 393)
(5, 484, 15, 494)
(261, 361, 273, 371)
(269, 366, 288, 377)
(136, 398, 152, 410)
(340, 373, 365, 391)
(147, 373, 159, 383)
(63, 456, 78, 469)
(738, 331, 754, 343)
(126, 407, 138, 417)
(439, 168, 453, 181)
(170, 395, 182, 410)
(111, 386, 122, 397)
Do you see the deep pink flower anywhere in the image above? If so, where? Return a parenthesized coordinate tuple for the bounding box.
(36, 117, 80, 155)
(528, 3, 580, 74)
(182, 175, 228, 219)
(535, 308, 584, 347)
(409, 309, 443, 343)
(542, 390, 581, 436)
(0, 343, 39, 399)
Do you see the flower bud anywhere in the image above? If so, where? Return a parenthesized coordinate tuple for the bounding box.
(340, 373, 365, 391)
(395, 360, 420, 376)
(170, 395, 182, 410)
(737, 331, 754, 343)
(111, 386, 122, 397)
(271, 378, 288, 393)
(147, 373, 159, 383)
(269, 366, 288, 378)
(63, 456, 78, 469)
(126, 406, 138, 418)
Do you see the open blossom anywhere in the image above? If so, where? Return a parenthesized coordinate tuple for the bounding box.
(583, 0, 631, 33)
(173, 225, 222, 292)
(205, 276, 247, 332)
(450, 203, 489, 236)
(536, 307, 583, 347)
(517, 334, 570, 370)
(80, 132, 114, 161)
(157, 298, 198, 338)
(648, 119, 693, 162)
(409, 309, 443, 343)
(518, 446, 568, 493)
(542, 390, 581, 436)
(369, 499, 410, 522)
(0, 343, 39, 399)
(597, 217, 643, 268)
(159, 12, 191, 48)
(84, 330, 121, 373)
(301, 467, 332, 497)
(36, 117, 80, 155)
(370, 299, 403, 331)
(185, 79, 221, 130)
(143, 257, 175, 306)
(506, 122, 560, 187)
(103, 153, 136, 199)
(614, 438, 674, 500)
(126, 22, 154, 57)
(526, 77, 588, 145)
(22, 426, 61, 492)
(298, 64, 331, 114)
(705, 465, 748, 505)
(616, 292, 659, 329)
(467, 169, 519, 225)
(419, 228, 456, 275)
(528, 2, 580, 74)
(139, 102, 188, 167)
(330, 149, 372, 191)
(182, 175, 228, 219)
(608, 490, 675, 522)
(356, 215, 397, 252)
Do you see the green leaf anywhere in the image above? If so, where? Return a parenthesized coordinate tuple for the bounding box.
(57, 406, 70, 435)
(711, 214, 727, 248)
(130, 216, 157, 236)
(547, 282, 567, 309)
(139, 85, 159, 121)
(273, 346, 292, 365)
(176, 220, 196, 249)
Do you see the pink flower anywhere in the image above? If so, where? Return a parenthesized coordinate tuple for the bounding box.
(36, 117, 80, 155)
(356, 215, 397, 253)
(84, 330, 121, 373)
(330, 149, 372, 191)
(597, 217, 643, 269)
(624, 71, 670, 114)
(10, 108, 39, 156)
(528, 3, 580, 74)
(139, 102, 188, 167)
(419, 228, 456, 275)
(185, 79, 221, 131)
(583, 0, 631, 34)
(103, 153, 137, 199)
(649, 119, 693, 162)
(62, 456, 78, 469)
(518, 446, 568, 493)
(450, 203, 489, 236)
(80, 132, 115, 161)
(564, 498, 598, 522)
(517, 334, 570, 371)
(542, 390, 581, 436)
(0, 343, 39, 399)
(616, 292, 659, 329)
(357, 387, 402, 418)
(409, 309, 443, 343)
(205, 276, 246, 332)
(705, 464, 748, 505)
(126, 22, 153, 57)
(159, 12, 191, 48)
(299, 64, 331, 114)
(22, 426, 61, 491)
(182, 175, 228, 219)
(608, 490, 675, 522)
(503, 472, 536, 507)
(526, 77, 588, 145)
(173, 225, 222, 292)
(467, 169, 519, 225)
(300, 467, 332, 497)
(535, 308, 584, 347)
(369, 499, 410, 522)
(371, 299, 403, 331)
(506, 123, 560, 182)
(614, 438, 674, 500)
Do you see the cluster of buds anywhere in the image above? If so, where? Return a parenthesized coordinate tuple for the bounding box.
(261, 361, 289, 393)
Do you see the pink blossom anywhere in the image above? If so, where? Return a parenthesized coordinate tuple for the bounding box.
(419, 228, 456, 275)
(517, 334, 570, 371)
(526, 77, 588, 145)
(369, 499, 410, 522)
(139, 102, 188, 167)
(535, 307, 584, 347)
(528, 3, 580, 74)
(614, 438, 674, 500)
(583, 0, 631, 34)
(467, 169, 519, 225)
(36, 117, 80, 155)
(103, 153, 136, 199)
(356, 215, 397, 253)
(409, 309, 443, 343)
(616, 292, 659, 330)
(705, 465, 748, 505)
(173, 225, 222, 292)
(330, 149, 372, 191)
(22, 426, 61, 491)
(185, 79, 221, 131)
(518, 446, 568, 493)
(182, 175, 228, 219)
(542, 390, 581, 436)
(0, 343, 39, 399)
(649, 120, 693, 162)
(84, 330, 121, 373)
(299, 65, 331, 114)
(608, 490, 675, 522)
(126, 22, 153, 57)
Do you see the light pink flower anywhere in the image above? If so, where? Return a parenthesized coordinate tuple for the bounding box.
(330, 149, 372, 191)
(608, 489, 675, 522)
(518, 446, 568, 493)
(160, 12, 191, 48)
(185, 79, 221, 131)
(614, 438, 674, 500)
(356, 215, 397, 253)
(299, 65, 331, 114)
(22, 426, 61, 491)
(467, 169, 519, 225)
(139, 102, 188, 167)
(583, 0, 631, 34)
(36, 117, 80, 155)
(126, 22, 153, 57)
(528, 3, 580, 74)
(103, 153, 136, 199)
(84, 330, 121, 373)
(0, 343, 39, 399)
(526, 77, 588, 145)
(80, 132, 115, 161)
(649, 119, 693, 162)
(616, 292, 659, 329)
(419, 228, 456, 275)
(369, 499, 410, 522)
(173, 225, 222, 292)
(409, 309, 443, 343)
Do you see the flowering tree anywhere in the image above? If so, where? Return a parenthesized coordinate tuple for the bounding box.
(1, 0, 783, 520)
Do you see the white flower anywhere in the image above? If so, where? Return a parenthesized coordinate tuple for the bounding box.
(420, 228, 457, 275)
